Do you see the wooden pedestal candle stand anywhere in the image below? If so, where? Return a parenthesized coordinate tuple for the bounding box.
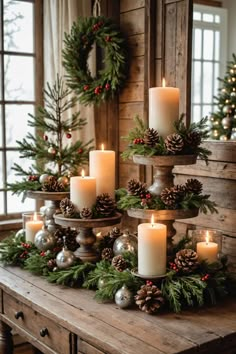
(54, 212, 122, 263)
(27, 191, 70, 230)
(129, 154, 199, 252)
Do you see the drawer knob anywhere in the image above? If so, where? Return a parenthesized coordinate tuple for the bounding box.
(15, 311, 24, 320)
(40, 328, 49, 337)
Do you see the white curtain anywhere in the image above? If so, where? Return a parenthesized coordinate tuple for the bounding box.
(43, 0, 96, 157)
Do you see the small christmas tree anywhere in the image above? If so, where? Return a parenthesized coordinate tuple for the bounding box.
(8, 75, 93, 200)
(209, 53, 236, 140)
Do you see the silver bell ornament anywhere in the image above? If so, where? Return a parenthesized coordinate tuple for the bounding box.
(56, 236, 76, 269)
(34, 225, 56, 251)
(113, 230, 138, 256)
(115, 284, 133, 309)
(15, 229, 26, 242)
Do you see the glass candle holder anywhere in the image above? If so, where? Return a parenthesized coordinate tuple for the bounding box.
(23, 212, 44, 243)
(191, 229, 222, 264)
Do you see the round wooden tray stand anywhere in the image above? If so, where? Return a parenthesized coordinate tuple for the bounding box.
(128, 154, 199, 252)
(54, 212, 122, 263)
(27, 191, 70, 230)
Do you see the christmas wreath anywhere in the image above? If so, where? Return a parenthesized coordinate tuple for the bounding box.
(62, 16, 128, 105)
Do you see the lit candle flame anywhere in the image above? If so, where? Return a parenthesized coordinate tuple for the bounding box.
(81, 169, 85, 178)
(101, 144, 104, 151)
(151, 214, 154, 227)
(162, 78, 166, 88)
(205, 230, 209, 245)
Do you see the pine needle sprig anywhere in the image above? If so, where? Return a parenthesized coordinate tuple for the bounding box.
(0, 235, 37, 266)
(24, 251, 55, 276)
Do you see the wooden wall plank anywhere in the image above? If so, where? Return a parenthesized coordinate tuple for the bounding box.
(120, 0, 145, 13)
(119, 102, 144, 119)
(128, 57, 145, 82)
(119, 82, 144, 102)
(120, 8, 145, 35)
(128, 34, 145, 57)
(164, 2, 177, 86)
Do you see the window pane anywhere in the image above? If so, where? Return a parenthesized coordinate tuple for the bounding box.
(203, 13, 214, 23)
(203, 62, 213, 103)
(6, 105, 34, 147)
(214, 31, 220, 61)
(194, 28, 202, 59)
(203, 105, 212, 118)
(193, 61, 201, 103)
(4, 0, 33, 53)
(215, 15, 220, 24)
(4, 55, 35, 100)
(0, 193, 4, 214)
(6, 151, 34, 183)
(7, 191, 35, 214)
(203, 30, 214, 60)
(0, 152, 3, 188)
(193, 11, 201, 21)
(214, 63, 220, 97)
(192, 105, 201, 124)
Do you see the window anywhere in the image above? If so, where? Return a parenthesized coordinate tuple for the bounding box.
(0, 0, 43, 221)
(191, 4, 228, 123)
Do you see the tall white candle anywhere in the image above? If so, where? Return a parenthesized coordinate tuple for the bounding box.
(70, 170, 96, 210)
(149, 79, 180, 138)
(196, 231, 218, 263)
(138, 216, 167, 276)
(25, 213, 44, 243)
(89, 145, 115, 198)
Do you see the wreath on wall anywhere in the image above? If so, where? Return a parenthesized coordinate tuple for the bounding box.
(62, 16, 128, 106)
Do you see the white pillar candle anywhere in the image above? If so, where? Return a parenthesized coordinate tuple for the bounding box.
(25, 213, 44, 243)
(70, 170, 96, 210)
(138, 216, 167, 276)
(89, 145, 115, 198)
(196, 231, 218, 263)
(149, 79, 180, 138)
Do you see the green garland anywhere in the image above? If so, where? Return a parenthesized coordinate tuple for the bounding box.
(62, 16, 128, 105)
(0, 232, 234, 314)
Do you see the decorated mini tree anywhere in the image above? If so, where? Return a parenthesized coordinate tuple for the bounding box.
(209, 53, 236, 140)
(8, 75, 93, 200)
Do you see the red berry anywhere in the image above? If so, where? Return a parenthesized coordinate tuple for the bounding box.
(78, 148, 83, 154)
(146, 193, 151, 199)
(40, 251, 46, 257)
(94, 86, 102, 95)
(83, 85, 89, 91)
(66, 133, 72, 139)
(105, 36, 111, 42)
(43, 134, 48, 141)
(105, 83, 110, 90)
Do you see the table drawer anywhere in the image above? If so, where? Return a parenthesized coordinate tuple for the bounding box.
(3, 292, 70, 354)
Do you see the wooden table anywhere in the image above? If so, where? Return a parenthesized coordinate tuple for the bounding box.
(1, 265, 236, 354)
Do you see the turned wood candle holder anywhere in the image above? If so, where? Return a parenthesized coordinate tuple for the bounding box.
(54, 212, 122, 263)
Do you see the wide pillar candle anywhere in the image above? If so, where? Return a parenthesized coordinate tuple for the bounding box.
(138, 223, 167, 276)
(70, 175, 96, 210)
(89, 149, 115, 198)
(149, 85, 180, 137)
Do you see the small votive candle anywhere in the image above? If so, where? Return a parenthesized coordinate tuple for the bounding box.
(196, 230, 219, 263)
(23, 212, 44, 243)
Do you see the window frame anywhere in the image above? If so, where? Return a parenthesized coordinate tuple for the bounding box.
(0, 0, 43, 223)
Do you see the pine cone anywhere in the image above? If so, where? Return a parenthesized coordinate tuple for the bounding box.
(111, 255, 127, 272)
(127, 179, 147, 197)
(60, 198, 76, 218)
(185, 131, 202, 149)
(174, 248, 199, 273)
(101, 247, 114, 261)
(160, 185, 185, 209)
(165, 133, 184, 154)
(80, 207, 93, 219)
(135, 283, 164, 314)
(144, 128, 159, 147)
(47, 258, 57, 270)
(54, 227, 78, 251)
(185, 178, 203, 195)
(109, 227, 122, 240)
(41, 176, 65, 192)
(95, 193, 116, 217)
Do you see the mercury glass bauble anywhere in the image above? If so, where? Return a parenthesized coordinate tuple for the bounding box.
(39, 174, 49, 184)
(222, 116, 232, 129)
(56, 248, 76, 269)
(115, 284, 133, 309)
(58, 176, 69, 187)
(15, 229, 26, 242)
(113, 230, 138, 256)
(220, 134, 228, 141)
(34, 226, 56, 251)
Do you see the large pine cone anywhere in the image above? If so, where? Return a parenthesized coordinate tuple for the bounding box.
(144, 128, 159, 147)
(160, 185, 185, 209)
(185, 178, 203, 195)
(95, 193, 116, 217)
(109, 227, 122, 241)
(80, 207, 93, 219)
(174, 248, 199, 273)
(135, 283, 164, 314)
(111, 255, 127, 272)
(165, 133, 184, 154)
(185, 130, 201, 148)
(54, 227, 78, 251)
(60, 198, 76, 218)
(127, 179, 147, 197)
(101, 247, 114, 261)
(42, 176, 65, 192)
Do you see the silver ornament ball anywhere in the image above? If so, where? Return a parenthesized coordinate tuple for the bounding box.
(56, 248, 76, 269)
(220, 134, 228, 141)
(222, 116, 232, 129)
(34, 226, 56, 251)
(115, 285, 133, 309)
(39, 174, 50, 184)
(15, 229, 26, 242)
(113, 231, 138, 256)
(48, 146, 56, 154)
(97, 278, 107, 289)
